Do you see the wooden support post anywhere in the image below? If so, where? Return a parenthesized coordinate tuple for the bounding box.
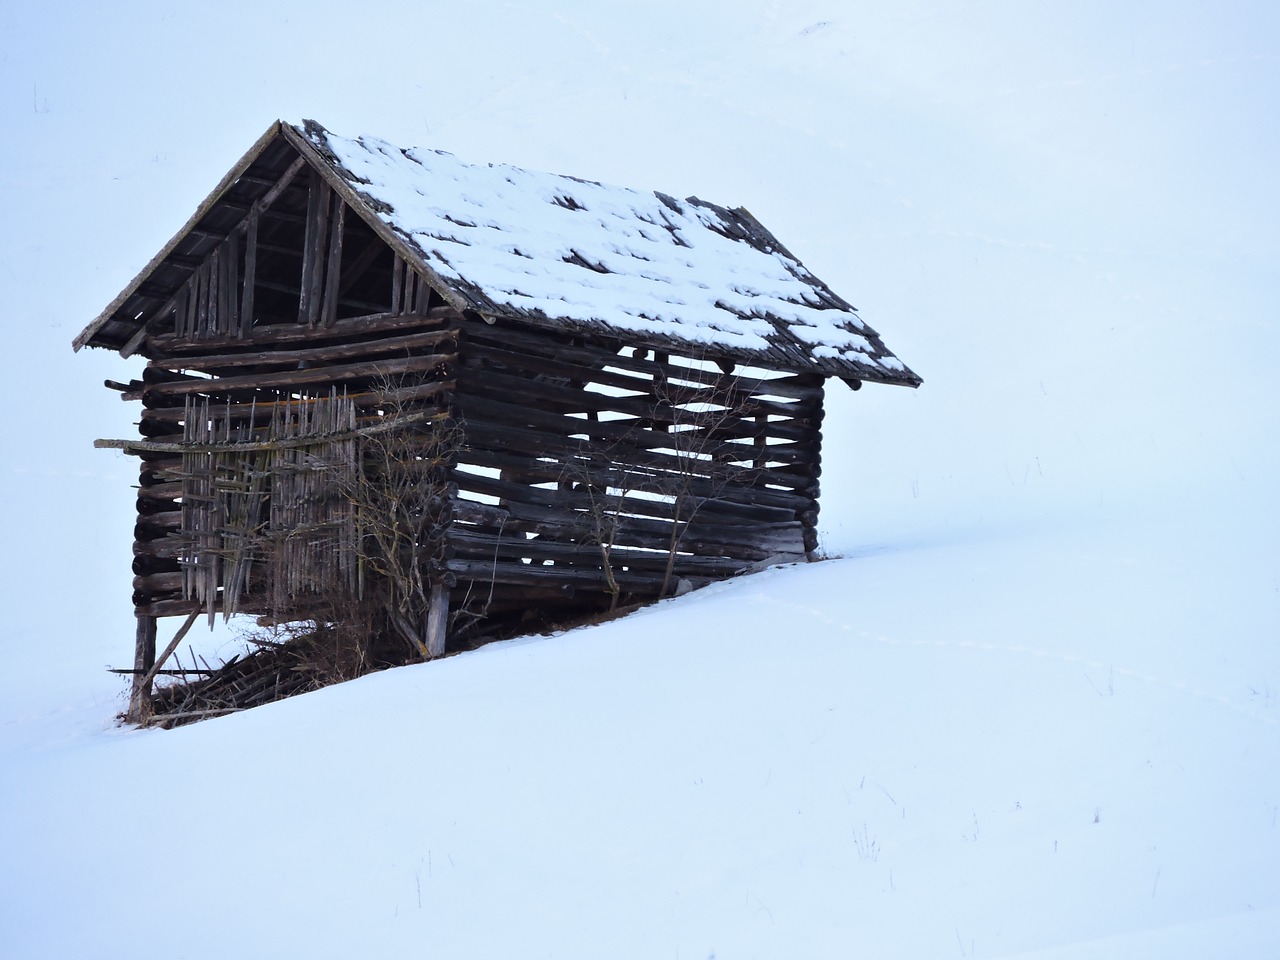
(390, 257, 403, 316)
(320, 194, 346, 326)
(240, 206, 258, 337)
(426, 582, 449, 658)
(136, 610, 201, 696)
(128, 615, 158, 724)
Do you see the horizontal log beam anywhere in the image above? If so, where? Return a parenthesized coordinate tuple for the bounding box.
(148, 327, 458, 373)
(148, 308, 456, 354)
(447, 529, 750, 575)
(461, 342, 823, 411)
(452, 468, 799, 526)
(139, 379, 452, 425)
(100, 409, 450, 455)
(451, 496, 803, 559)
(461, 319, 825, 399)
(454, 446, 815, 514)
(130, 352, 456, 400)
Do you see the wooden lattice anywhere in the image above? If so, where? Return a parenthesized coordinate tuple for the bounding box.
(178, 391, 358, 624)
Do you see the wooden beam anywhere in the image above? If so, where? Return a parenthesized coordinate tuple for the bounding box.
(257, 154, 308, 212)
(148, 327, 457, 373)
(240, 206, 258, 337)
(337, 231, 389, 299)
(426, 582, 449, 658)
(150, 307, 453, 352)
(127, 615, 158, 724)
(299, 172, 331, 326)
(134, 610, 201, 698)
(130, 351, 457, 400)
(320, 194, 346, 326)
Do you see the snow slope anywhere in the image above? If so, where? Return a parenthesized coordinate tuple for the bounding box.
(1, 1, 1277, 956)
(3, 504, 1277, 958)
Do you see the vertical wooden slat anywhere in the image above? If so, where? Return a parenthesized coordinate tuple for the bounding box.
(185, 273, 197, 337)
(128, 615, 157, 723)
(216, 245, 230, 336)
(426, 582, 449, 658)
(195, 261, 209, 337)
(240, 206, 258, 337)
(299, 171, 322, 324)
(414, 270, 431, 313)
(306, 179, 333, 326)
(390, 256, 403, 316)
(175, 285, 190, 339)
(227, 229, 240, 336)
(320, 195, 346, 327)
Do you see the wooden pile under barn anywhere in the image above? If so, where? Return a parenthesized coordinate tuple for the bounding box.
(76, 120, 920, 724)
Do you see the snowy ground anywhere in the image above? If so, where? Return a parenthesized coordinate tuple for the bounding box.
(2, 2, 1277, 957)
(3, 499, 1277, 958)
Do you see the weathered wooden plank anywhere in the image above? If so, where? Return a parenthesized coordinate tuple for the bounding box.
(298, 171, 330, 325)
(256, 154, 308, 212)
(446, 558, 680, 592)
(139, 379, 452, 427)
(320, 194, 346, 327)
(226, 228, 241, 336)
(459, 355, 811, 422)
(447, 528, 751, 575)
(459, 318, 826, 401)
(104, 406, 450, 455)
(149, 308, 453, 353)
(298, 171, 320, 324)
(405, 269, 420, 315)
(148, 327, 458, 373)
(451, 496, 803, 560)
(455, 446, 816, 514)
(390, 257, 403, 316)
(453, 468, 798, 526)
(134, 598, 202, 618)
(414, 270, 432, 313)
(211, 246, 227, 336)
(134, 610, 201, 697)
(459, 418, 808, 492)
(136, 352, 457, 399)
(456, 393, 807, 470)
(127, 615, 158, 723)
(239, 205, 259, 337)
(426, 582, 449, 658)
(336, 232, 388, 300)
(458, 370, 816, 443)
(461, 339, 823, 411)
(195, 259, 210, 336)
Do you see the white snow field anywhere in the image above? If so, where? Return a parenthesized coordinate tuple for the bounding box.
(1, 1, 1277, 957)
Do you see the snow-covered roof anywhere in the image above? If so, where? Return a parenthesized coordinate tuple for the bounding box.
(297, 122, 917, 385)
(76, 120, 919, 386)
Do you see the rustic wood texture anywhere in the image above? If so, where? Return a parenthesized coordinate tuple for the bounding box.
(84, 131, 856, 724)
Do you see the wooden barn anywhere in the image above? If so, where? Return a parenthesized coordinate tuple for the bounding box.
(75, 120, 920, 723)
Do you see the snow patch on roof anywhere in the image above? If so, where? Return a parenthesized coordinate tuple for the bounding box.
(304, 124, 906, 376)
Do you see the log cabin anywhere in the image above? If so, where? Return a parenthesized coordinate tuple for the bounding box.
(74, 120, 920, 722)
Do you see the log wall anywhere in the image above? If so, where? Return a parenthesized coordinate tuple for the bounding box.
(111, 151, 826, 647)
(444, 315, 823, 625)
(129, 308, 458, 620)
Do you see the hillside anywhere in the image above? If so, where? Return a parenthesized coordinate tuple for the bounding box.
(1, 2, 1277, 956)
